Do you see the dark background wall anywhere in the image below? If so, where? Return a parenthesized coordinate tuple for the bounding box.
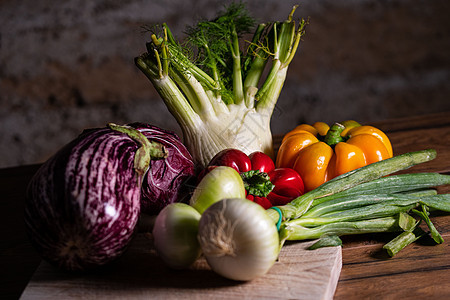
(1, 0, 449, 168)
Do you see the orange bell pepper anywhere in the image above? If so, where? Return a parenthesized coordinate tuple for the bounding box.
(276, 121, 393, 192)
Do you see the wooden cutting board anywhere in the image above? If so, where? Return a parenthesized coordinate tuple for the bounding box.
(20, 234, 342, 300)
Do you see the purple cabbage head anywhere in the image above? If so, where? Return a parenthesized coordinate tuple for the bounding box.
(129, 123, 196, 215)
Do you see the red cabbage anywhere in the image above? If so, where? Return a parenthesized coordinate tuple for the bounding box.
(129, 123, 196, 215)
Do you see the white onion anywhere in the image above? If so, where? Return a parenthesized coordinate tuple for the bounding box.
(152, 203, 202, 269)
(198, 198, 279, 281)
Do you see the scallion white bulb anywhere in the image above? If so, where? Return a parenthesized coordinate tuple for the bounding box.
(198, 198, 279, 281)
(153, 203, 202, 269)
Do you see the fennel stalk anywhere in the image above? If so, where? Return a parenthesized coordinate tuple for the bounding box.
(135, 4, 307, 167)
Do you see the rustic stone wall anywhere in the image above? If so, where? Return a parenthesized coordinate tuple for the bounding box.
(1, 0, 449, 167)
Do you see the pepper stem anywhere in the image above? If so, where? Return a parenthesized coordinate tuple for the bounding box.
(240, 170, 275, 197)
(323, 123, 345, 146)
(108, 123, 168, 177)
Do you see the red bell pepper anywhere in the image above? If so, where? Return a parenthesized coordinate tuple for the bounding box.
(206, 149, 305, 208)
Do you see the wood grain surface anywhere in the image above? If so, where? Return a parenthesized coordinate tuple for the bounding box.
(335, 111, 450, 299)
(1, 111, 449, 299)
(20, 236, 341, 300)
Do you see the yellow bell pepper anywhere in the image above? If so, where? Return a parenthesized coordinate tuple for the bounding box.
(276, 121, 393, 192)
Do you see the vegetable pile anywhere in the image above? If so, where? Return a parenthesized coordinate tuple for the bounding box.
(153, 148, 450, 281)
(24, 3, 450, 284)
(25, 123, 193, 270)
(272, 149, 450, 253)
(25, 124, 168, 270)
(203, 148, 304, 208)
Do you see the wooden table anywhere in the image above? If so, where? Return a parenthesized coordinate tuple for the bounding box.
(1, 112, 449, 299)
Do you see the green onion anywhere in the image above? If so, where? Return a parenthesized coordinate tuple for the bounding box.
(312, 173, 450, 207)
(267, 149, 449, 256)
(382, 212, 425, 257)
(383, 229, 424, 257)
(302, 191, 437, 218)
(413, 205, 445, 244)
(308, 235, 343, 250)
(186, 151, 449, 279)
(289, 201, 419, 227)
(282, 217, 400, 241)
(267, 149, 437, 222)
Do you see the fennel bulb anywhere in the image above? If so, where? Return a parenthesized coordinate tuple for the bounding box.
(135, 3, 307, 167)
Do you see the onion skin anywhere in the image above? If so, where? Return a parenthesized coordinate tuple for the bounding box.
(129, 123, 196, 215)
(198, 198, 279, 281)
(25, 126, 148, 271)
(153, 203, 201, 269)
(189, 166, 246, 214)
